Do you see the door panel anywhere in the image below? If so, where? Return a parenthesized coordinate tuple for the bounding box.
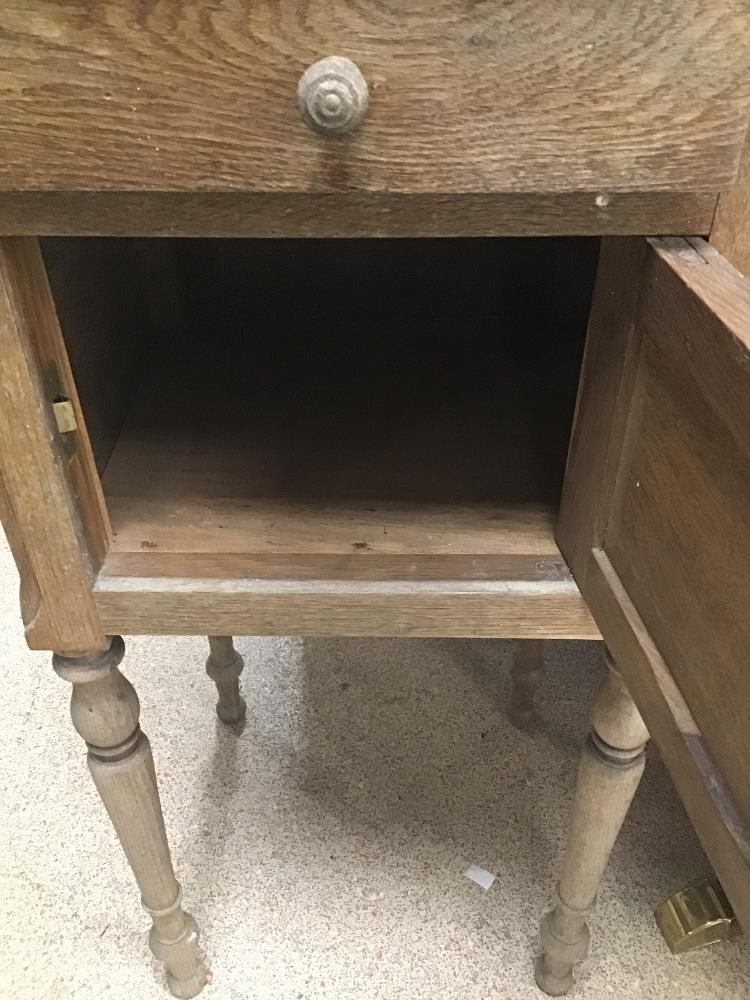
(0, 237, 107, 652)
(606, 329, 750, 821)
(558, 235, 750, 928)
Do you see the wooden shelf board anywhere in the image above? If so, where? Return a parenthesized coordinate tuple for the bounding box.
(96, 497, 597, 638)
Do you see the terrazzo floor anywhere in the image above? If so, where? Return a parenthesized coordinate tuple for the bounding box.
(1, 534, 748, 1000)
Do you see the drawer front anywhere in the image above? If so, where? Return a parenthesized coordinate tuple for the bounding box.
(0, 2, 748, 195)
(558, 236, 750, 929)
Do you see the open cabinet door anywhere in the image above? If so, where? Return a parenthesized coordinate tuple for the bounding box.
(557, 236, 750, 929)
(0, 237, 108, 652)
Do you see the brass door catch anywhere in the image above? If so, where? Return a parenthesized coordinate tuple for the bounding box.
(52, 397, 77, 434)
(655, 880, 737, 954)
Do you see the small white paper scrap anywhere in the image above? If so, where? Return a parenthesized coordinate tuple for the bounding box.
(464, 864, 496, 891)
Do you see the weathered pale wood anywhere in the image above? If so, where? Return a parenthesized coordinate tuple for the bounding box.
(556, 238, 647, 588)
(711, 136, 750, 276)
(100, 551, 584, 583)
(536, 651, 649, 995)
(0, 237, 106, 651)
(94, 575, 598, 640)
(53, 637, 207, 998)
(205, 636, 246, 724)
(0, 2, 747, 194)
(508, 640, 546, 731)
(105, 499, 570, 558)
(0, 191, 717, 238)
(586, 548, 750, 933)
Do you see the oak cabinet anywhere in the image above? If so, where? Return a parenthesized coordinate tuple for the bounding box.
(0, 3, 749, 996)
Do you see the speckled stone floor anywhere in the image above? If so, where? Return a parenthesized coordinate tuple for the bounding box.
(1, 534, 748, 1000)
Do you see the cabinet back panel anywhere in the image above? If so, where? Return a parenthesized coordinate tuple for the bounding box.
(45, 237, 598, 506)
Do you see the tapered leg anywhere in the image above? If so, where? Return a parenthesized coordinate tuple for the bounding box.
(508, 639, 545, 730)
(205, 636, 246, 724)
(54, 637, 207, 998)
(535, 648, 650, 995)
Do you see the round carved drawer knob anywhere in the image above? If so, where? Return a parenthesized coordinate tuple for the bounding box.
(297, 56, 369, 137)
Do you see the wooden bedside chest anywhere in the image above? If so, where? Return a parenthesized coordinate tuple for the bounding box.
(1, 3, 749, 997)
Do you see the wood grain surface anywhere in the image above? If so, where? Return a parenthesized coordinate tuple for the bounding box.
(0, 238, 106, 651)
(0, 191, 718, 238)
(557, 235, 750, 925)
(586, 549, 750, 932)
(13, 240, 112, 569)
(604, 237, 750, 824)
(0, 2, 747, 194)
(94, 574, 598, 639)
(711, 136, 750, 276)
(104, 497, 565, 559)
(536, 649, 650, 993)
(556, 238, 647, 589)
(100, 550, 576, 583)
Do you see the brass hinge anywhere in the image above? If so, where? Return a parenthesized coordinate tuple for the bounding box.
(52, 397, 78, 434)
(43, 358, 78, 440)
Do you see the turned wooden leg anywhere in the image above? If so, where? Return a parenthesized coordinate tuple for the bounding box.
(205, 635, 246, 724)
(508, 639, 545, 730)
(53, 636, 207, 999)
(535, 648, 650, 995)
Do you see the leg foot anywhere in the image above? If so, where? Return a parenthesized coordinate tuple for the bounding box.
(535, 873, 593, 994)
(536, 648, 649, 994)
(206, 636, 246, 724)
(150, 905, 207, 998)
(54, 637, 208, 997)
(509, 639, 545, 730)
